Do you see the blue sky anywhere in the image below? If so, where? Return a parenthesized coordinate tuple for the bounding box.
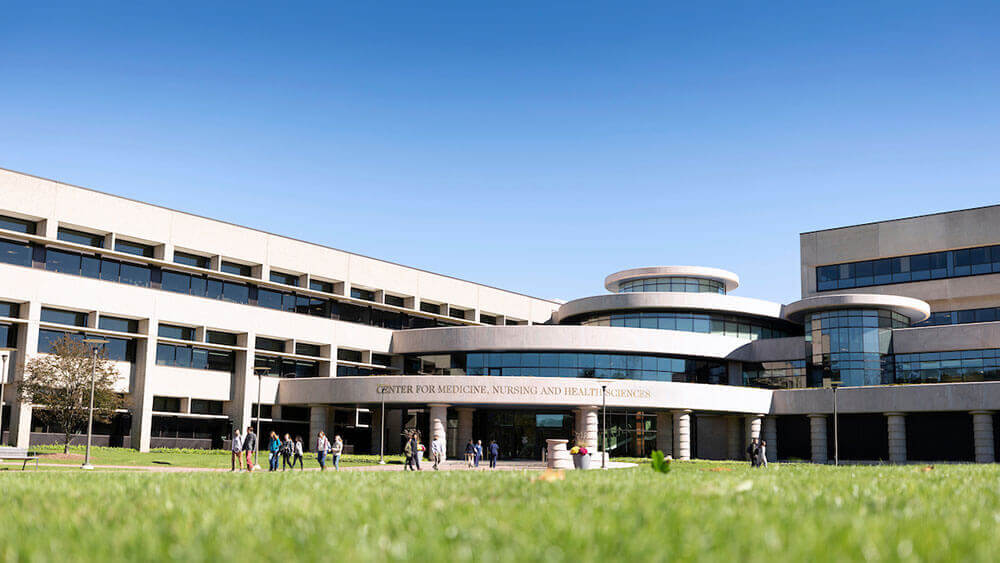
(2, 2, 999, 303)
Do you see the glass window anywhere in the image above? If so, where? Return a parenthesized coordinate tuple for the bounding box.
(114, 240, 154, 257)
(222, 281, 249, 304)
(221, 261, 252, 277)
(45, 249, 81, 274)
(57, 228, 104, 248)
(419, 302, 440, 314)
(205, 279, 223, 300)
(103, 337, 135, 362)
(310, 280, 334, 293)
(256, 337, 285, 352)
(338, 349, 363, 363)
(99, 259, 120, 282)
(158, 324, 195, 341)
(119, 262, 151, 287)
(206, 331, 237, 346)
(0, 301, 19, 318)
(40, 308, 88, 327)
(0, 215, 36, 234)
(81, 255, 100, 278)
(173, 251, 210, 269)
(191, 399, 224, 415)
(258, 289, 283, 310)
(0, 239, 32, 267)
(296, 343, 321, 357)
(153, 396, 182, 412)
(351, 288, 376, 301)
(384, 294, 405, 307)
(161, 270, 192, 294)
(270, 271, 299, 286)
(98, 316, 138, 333)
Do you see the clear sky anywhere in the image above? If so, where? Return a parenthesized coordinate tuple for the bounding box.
(2, 2, 999, 304)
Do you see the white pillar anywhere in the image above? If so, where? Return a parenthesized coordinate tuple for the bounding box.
(456, 407, 474, 454)
(577, 406, 598, 451)
(228, 330, 256, 448)
(546, 439, 573, 470)
(429, 404, 449, 459)
(972, 411, 995, 464)
(9, 301, 40, 448)
(726, 416, 742, 460)
(763, 416, 778, 463)
(673, 409, 691, 460)
(656, 411, 673, 457)
(129, 317, 158, 452)
(886, 412, 907, 464)
(808, 414, 828, 464)
(745, 413, 762, 446)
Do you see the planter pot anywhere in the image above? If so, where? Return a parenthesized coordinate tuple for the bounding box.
(572, 454, 582, 469)
(574, 453, 591, 470)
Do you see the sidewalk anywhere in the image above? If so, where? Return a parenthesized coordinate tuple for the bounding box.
(2, 459, 636, 473)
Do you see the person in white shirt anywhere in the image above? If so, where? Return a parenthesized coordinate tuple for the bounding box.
(331, 435, 344, 471)
(431, 435, 445, 470)
(316, 431, 331, 471)
(231, 429, 244, 472)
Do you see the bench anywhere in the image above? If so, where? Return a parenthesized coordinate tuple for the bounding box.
(0, 447, 39, 470)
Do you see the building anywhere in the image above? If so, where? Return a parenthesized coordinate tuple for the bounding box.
(1, 167, 999, 463)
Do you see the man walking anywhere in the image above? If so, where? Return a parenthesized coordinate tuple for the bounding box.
(474, 440, 483, 468)
(410, 432, 422, 471)
(489, 440, 499, 469)
(431, 434, 445, 470)
(243, 426, 257, 471)
(746, 438, 758, 467)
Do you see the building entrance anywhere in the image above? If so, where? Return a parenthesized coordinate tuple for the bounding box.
(472, 409, 574, 459)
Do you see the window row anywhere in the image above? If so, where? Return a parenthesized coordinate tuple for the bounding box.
(619, 277, 726, 294)
(913, 307, 1000, 328)
(253, 355, 320, 378)
(742, 360, 807, 389)
(816, 244, 1000, 291)
(564, 310, 797, 340)
(37, 329, 136, 362)
(404, 352, 728, 384)
(0, 240, 468, 331)
(155, 343, 235, 372)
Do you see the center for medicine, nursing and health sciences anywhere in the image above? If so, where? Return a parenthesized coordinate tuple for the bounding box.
(3, 167, 1000, 464)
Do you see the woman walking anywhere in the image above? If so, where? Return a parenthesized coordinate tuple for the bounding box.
(268, 432, 281, 471)
(331, 435, 344, 471)
(317, 431, 331, 471)
(281, 433, 294, 471)
(231, 429, 244, 472)
(292, 436, 305, 470)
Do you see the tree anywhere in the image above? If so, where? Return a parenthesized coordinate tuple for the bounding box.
(18, 335, 125, 453)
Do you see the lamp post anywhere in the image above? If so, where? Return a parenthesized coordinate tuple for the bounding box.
(81, 338, 108, 470)
(601, 384, 607, 470)
(378, 384, 387, 464)
(253, 366, 269, 467)
(832, 381, 841, 466)
(0, 350, 11, 446)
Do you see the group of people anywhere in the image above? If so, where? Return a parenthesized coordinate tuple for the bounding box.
(464, 439, 500, 469)
(229, 427, 343, 472)
(746, 437, 768, 468)
(399, 431, 501, 471)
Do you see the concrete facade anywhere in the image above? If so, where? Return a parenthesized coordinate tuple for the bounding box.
(2, 168, 1000, 464)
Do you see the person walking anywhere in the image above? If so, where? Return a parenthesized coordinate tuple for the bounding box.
(281, 433, 294, 471)
(268, 431, 281, 472)
(746, 438, 757, 467)
(316, 431, 331, 471)
(331, 435, 344, 471)
(243, 426, 257, 471)
(489, 440, 499, 469)
(410, 432, 422, 471)
(292, 436, 305, 470)
(758, 439, 768, 468)
(404, 431, 415, 471)
(231, 429, 244, 472)
(474, 440, 483, 469)
(464, 440, 476, 468)
(431, 434, 444, 470)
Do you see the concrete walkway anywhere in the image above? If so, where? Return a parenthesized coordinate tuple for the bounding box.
(2, 459, 636, 473)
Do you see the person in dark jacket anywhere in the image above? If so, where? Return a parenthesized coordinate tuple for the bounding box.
(489, 440, 500, 469)
(409, 432, 422, 471)
(281, 433, 294, 471)
(243, 427, 257, 471)
(465, 440, 476, 468)
(746, 438, 758, 467)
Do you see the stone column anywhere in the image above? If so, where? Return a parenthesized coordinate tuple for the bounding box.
(745, 413, 763, 447)
(656, 411, 673, 457)
(309, 406, 333, 450)
(9, 301, 40, 448)
(726, 416, 742, 460)
(546, 439, 573, 470)
(456, 407, 474, 454)
(577, 406, 599, 451)
(128, 317, 159, 452)
(228, 330, 256, 447)
(673, 409, 691, 461)
(886, 412, 907, 464)
(972, 411, 995, 464)
(808, 414, 828, 464)
(763, 416, 778, 463)
(428, 404, 449, 459)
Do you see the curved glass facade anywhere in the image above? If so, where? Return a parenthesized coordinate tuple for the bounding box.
(804, 309, 909, 387)
(404, 351, 728, 384)
(619, 277, 725, 294)
(562, 310, 799, 340)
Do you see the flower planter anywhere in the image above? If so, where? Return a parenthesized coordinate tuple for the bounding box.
(573, 453, 591, 470)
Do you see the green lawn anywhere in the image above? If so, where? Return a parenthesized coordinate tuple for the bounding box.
(2, 461, 999, 561)
(16, 444, 405, 468)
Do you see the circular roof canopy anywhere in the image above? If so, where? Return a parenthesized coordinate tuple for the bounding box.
(604, 266, 740, 293)
(782, 294, 931, 324)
